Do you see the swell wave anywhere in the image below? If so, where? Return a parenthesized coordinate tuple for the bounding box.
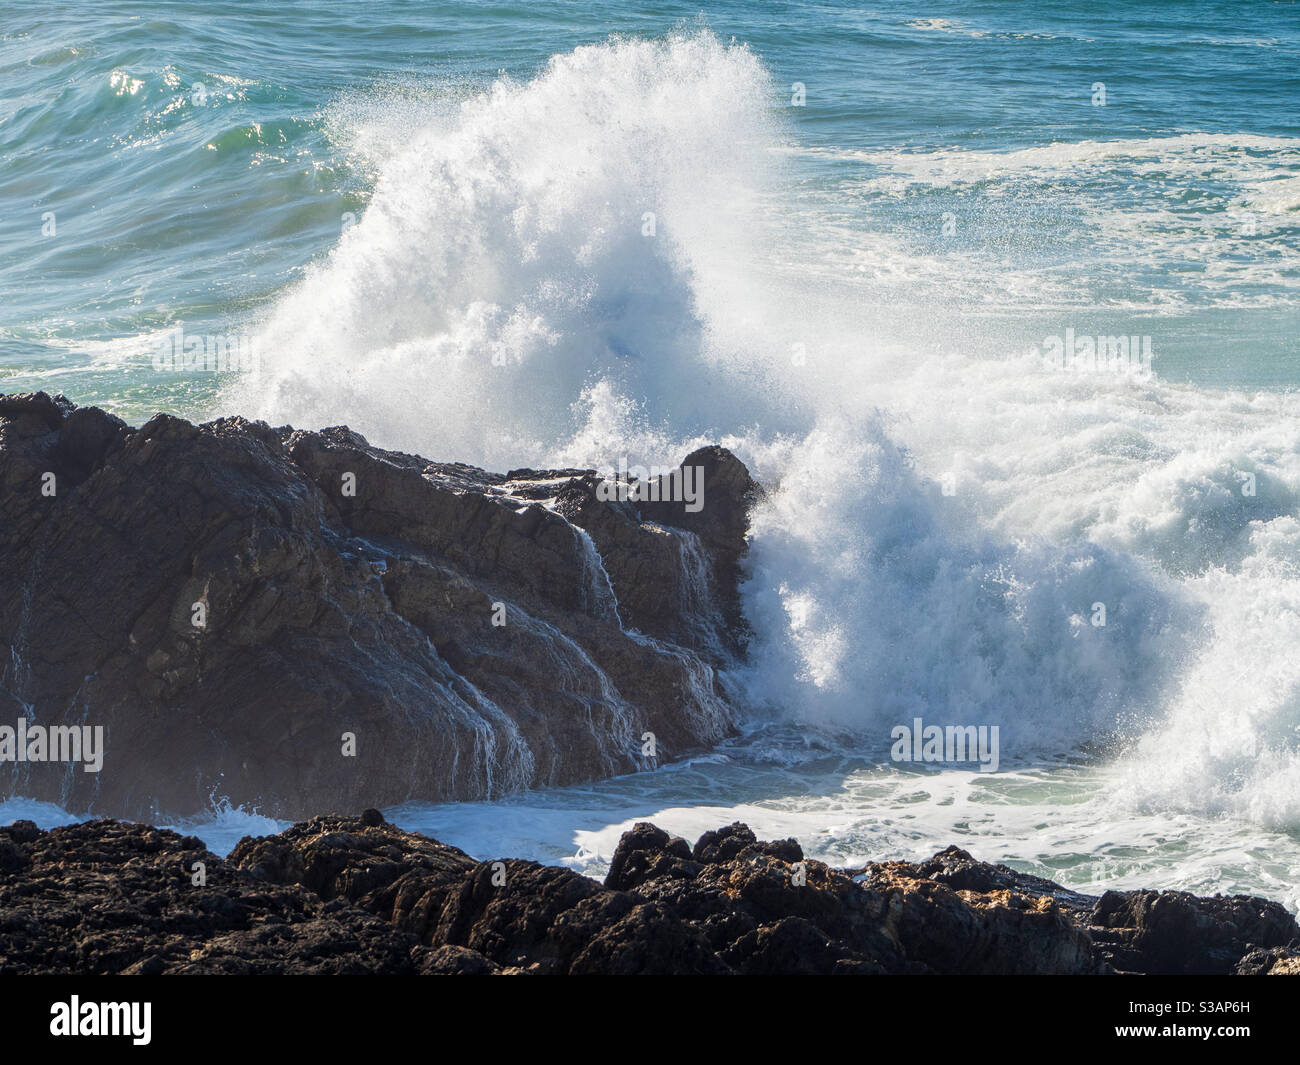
(222, 29, 1300, 833)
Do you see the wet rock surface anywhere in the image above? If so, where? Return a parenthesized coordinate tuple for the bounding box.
(3, 813, 1294, 975)
(0, 392, 757, 820)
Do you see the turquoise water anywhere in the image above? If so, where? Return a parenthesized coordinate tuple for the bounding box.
(2, 3, 1299, 907)
(3, 2, 1296, 404)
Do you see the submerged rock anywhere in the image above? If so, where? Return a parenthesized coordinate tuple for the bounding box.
(0, 392, 758, 820)
(6, 815, 1293, 975)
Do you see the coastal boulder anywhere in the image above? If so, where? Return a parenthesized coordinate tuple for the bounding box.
(1088, 888, 1300, 975)
(0, 393, 757, 820)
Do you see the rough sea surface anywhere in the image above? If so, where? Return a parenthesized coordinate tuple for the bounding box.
(2, 2, 1298, 908)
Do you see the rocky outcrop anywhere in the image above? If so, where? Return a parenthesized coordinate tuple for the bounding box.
(1089, 887, 1300, 975)
(0, 817, 419, 975)
(0, 392, 758, 820)
(853, 844, 1300, 976)
(4, 813, 1293, 975)
(553, 444, 762, 653)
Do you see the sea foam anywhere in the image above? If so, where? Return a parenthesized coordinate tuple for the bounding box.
(220, 30, 1300, 837)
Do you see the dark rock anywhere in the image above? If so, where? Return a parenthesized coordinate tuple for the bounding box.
(2, 820, 40, 845)
(692, 821, 758, 863)
(229, 813, 475, 915)
(0, 393, 758, 820)
(1235, 946, 1300, 975)
(415, 943, 501, 975)
(4, 813, 1294, 976)
(638, 445, 764, 644)
(429, 859, 608, 972)
(0, 841, 26, 875)
(859, 860, 1101, 974)
(739, 837, 804, 864)
(0, 819, 417, 974)
(567, 900, 729, 975)
(721, 915, 885, 975)
(553, 446, 762, 658)
(604, 821, 693, 892)
(1088, 888, 1300, 975)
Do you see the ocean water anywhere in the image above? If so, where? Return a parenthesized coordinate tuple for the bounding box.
(2, 3, 1299, 908)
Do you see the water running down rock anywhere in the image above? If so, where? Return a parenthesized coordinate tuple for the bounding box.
(0, 391, 757, 821)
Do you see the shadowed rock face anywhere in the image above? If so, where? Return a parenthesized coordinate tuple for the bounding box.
(3, 814, 1293, 975)
(0, 392, 758, 820)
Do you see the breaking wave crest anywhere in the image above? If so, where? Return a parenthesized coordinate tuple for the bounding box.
(224, 29, 1300, 833)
